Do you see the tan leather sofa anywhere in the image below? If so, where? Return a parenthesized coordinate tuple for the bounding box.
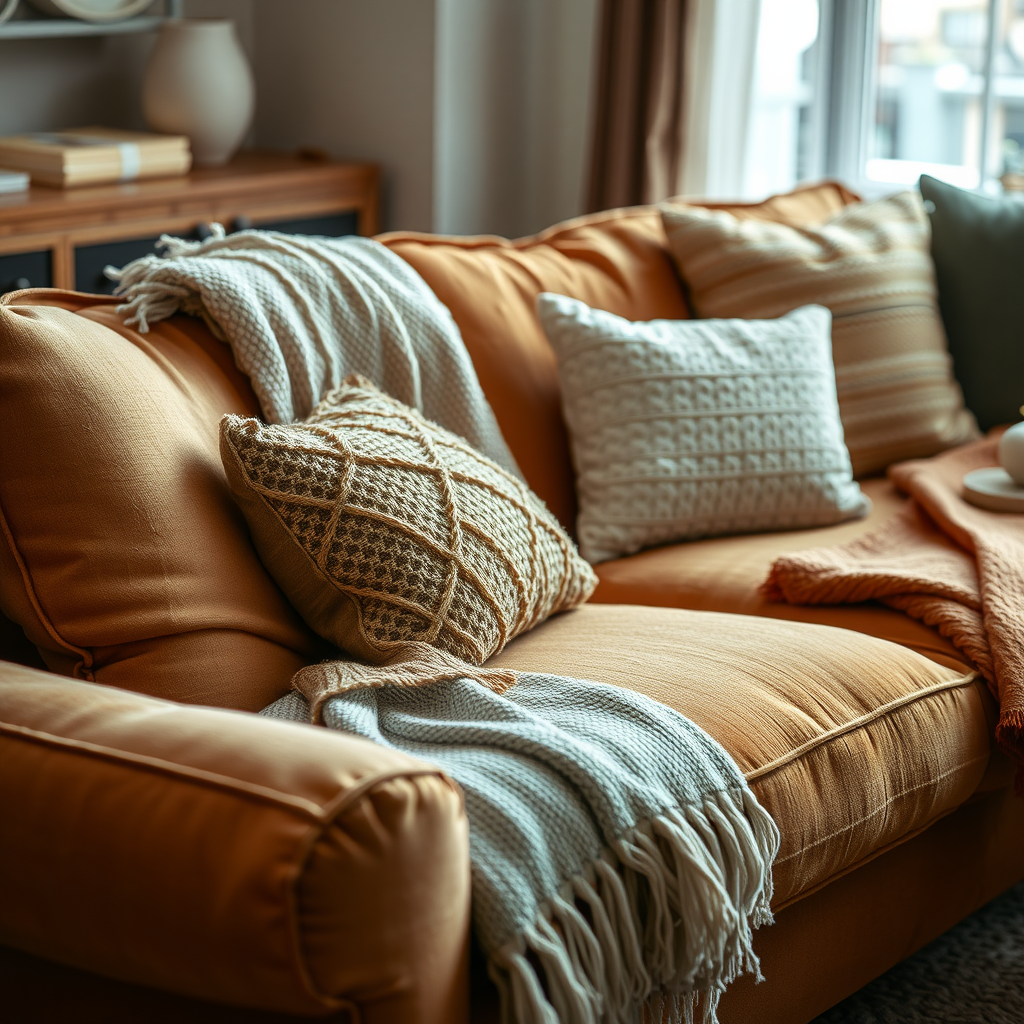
(2, 181, 1022, 1024)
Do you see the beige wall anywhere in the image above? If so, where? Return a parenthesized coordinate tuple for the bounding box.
(251, 0, 437, 233)
(0, 0, 597, 235)
(435, 0, 598, 238)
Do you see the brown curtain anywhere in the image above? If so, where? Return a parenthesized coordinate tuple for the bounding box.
(587, 0, 689, 212)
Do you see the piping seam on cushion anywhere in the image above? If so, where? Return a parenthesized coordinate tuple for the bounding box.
(0, 719, 446, 824)
(773, 750, 990, 865)
(744, 670, 979, 783)
(0, 493, 91, 671)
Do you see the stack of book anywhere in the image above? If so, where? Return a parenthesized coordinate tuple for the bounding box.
(0, 127, 192, 188)
(0, 169, 29, 195)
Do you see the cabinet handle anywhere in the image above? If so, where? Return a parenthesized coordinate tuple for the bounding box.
(233, 215, 252, 232)
(195, 223, 213, 241)
(4, 277, 31, 293)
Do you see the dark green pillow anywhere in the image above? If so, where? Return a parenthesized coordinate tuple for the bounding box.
(919, 174, 1024, 430)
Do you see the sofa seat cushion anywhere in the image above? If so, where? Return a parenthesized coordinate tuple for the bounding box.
(592, 476, 972, 672)
(487, 604, 990, 907)
(0, 292, 323, 710)
(381, 181, 858, 531)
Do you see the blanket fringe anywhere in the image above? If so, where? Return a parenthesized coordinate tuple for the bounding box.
(106, 224, 229, 334)
(489, 788, 779, 1024)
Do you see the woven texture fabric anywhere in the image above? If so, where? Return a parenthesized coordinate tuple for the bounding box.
(221, 375, 596, 665)
(765, 434, 1024, 787)
(108, 228, 520, 476)
(660, 191, 979, 477)
(264, 670, 779, 1024)
(538, 295, 870, 564)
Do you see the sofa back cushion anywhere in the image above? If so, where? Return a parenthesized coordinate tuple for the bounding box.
(0, 291, 323, 710)
(381, 181, 859, 530)
(661, 191, 979, 476)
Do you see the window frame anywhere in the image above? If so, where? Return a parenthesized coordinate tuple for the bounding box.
(816, 0, 1005, 193)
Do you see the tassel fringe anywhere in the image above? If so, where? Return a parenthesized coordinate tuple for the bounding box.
(105, 224, 231, 335)
(489, 788, 779, 1024)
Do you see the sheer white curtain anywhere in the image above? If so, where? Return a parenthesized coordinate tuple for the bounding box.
(680, 0, 762, 198)
(681, 0, 822, 200)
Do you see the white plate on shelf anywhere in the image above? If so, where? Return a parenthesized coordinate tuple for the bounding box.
(962, 467, 1024, 513)
(25, 0, 153, 21)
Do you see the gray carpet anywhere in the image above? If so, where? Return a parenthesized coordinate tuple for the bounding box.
(812, 882, 1024, 1023)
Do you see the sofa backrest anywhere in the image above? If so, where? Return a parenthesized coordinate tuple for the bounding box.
(382, 180, 858, 529)
(0, 292, 323, 709)
(0, 181, 857, 704)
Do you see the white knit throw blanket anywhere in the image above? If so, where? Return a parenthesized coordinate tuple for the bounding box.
(265, 661, 780, 1024)
(107, 226, 519, 475)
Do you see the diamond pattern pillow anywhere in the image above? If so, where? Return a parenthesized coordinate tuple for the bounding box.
(538, 295, 871, 564)
(220, 375, 596, 665)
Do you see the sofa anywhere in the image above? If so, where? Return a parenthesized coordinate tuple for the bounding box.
(1, 179, 1021, 1024)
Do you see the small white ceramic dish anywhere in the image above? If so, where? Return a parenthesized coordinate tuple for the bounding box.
(962, 467, 1024, 513)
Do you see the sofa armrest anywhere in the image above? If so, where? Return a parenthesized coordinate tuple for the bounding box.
(0, 661, 471, 1023)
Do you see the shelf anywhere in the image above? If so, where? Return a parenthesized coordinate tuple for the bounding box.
(0, 0, 181, 40)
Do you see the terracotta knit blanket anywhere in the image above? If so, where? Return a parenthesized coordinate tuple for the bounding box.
(765, 435, 1024, 783)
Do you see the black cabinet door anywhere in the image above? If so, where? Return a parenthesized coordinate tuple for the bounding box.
(249, 211, 358, 237)
(74, 211, 360, 295)
(0, 250, 52, 294)
(74, 236, 168, 295)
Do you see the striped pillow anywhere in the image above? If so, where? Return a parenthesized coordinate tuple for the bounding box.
(660, 191, 978, 476)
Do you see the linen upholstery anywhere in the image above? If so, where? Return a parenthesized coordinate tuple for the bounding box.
(487, 604, 989, 907)
(661, 191, 979, 476)
(539, 296, 868, 562)
(4, 781, 1022, 1024)
(0, 292, 322, 710)
(221, 376, 595, 665)
(0, 661, 471, 1023)
(381, 180, 859, 529)
(592, 476, 976, 671)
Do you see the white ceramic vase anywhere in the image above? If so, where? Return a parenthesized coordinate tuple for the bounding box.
(143, 19, 255, 168)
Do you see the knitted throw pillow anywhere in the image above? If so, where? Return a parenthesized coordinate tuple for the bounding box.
(220, 375, 596, 665)
(538, 295, 870, 564)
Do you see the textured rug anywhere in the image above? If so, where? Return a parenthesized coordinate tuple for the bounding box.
(813, 881, 1024, 1023)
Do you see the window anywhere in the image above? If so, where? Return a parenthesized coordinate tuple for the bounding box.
(747, 0, 1024, 194)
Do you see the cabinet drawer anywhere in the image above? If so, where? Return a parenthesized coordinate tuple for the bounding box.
(74, 211, 360, 295)
(0, 250, 52, 294)
(75, 236, 171, 296)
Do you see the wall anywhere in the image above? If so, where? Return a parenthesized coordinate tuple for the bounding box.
(0, 0, 598, 235)
(251, 0, 437, 233)
(435, 0, 599, 237)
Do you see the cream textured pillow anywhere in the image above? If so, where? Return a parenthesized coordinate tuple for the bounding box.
(538, 295, 870, 564)
(660, 191, 978, 476)
(220, 375, 596, 665)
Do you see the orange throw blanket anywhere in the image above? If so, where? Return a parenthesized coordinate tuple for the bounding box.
(765, 436, 1024, 782)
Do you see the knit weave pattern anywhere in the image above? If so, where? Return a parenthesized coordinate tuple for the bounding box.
(222, 375, 596, 664)
(539, 297, 871, 564)
(108, 227, 520, 476)
(264, 671, 780, 1024)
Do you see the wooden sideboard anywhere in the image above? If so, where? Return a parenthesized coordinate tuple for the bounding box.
(0, 151, 379, 295)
